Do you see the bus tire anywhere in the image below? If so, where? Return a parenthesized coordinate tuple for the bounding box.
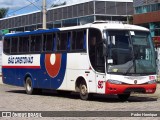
(118, 94, 130, 101)
(79, 81, 92, 100)
(25, 77, 38, 95)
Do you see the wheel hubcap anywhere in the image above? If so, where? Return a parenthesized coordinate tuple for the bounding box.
(27, 80, 31, 91)
(81, 85, 87, 95)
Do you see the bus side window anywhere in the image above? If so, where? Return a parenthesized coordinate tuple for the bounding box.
(43, 33, 55, 52)
(57, 32, 67, 51)
(30, 35, 42, 52)
(57, 33, 60, 50)
(72, 31, 76, 50)
(71, 30, 86, 51)
(11, 37, 18, 53)
(4, 38, 11, 54)
(67, 32, 71, 51)
(19, 36, 29, 53)
(35, 35, 42, 52)
(76, 31, 84, 50)
(30, 36, 36, 52)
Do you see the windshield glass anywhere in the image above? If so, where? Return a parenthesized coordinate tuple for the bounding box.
(107, 30, 156, 75)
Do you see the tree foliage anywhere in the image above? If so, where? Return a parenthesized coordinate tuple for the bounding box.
(0, 8, 9, 18)
(51, 1, 66, 8)
(128, 16, 133, 24)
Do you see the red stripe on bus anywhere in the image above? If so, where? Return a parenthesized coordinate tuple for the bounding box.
(2, 66, 41, 69)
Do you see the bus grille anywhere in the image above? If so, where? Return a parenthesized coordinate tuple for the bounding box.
(124, 88, 145, 93)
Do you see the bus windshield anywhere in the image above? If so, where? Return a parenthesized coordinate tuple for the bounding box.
(107, 30, 156, 75)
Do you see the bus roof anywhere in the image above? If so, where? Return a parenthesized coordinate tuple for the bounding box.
(5, 22, 149, 37)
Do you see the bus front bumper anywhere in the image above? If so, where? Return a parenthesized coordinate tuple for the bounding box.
(105, 81, 157, 94)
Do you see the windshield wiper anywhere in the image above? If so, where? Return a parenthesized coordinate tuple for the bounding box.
(123, 56, 135, 75)
(123, 62, 133, 75)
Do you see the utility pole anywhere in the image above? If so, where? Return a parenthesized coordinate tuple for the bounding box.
(42, 0, 47, 29)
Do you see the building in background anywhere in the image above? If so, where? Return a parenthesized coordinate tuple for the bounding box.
(133, 0, 160, 39)
(133, 0, 160, 81)
(0, 0, 133, 33)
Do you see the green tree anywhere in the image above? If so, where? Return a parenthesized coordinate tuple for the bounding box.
(128, 16, 133, 24)
(51, 1, 66, 8)
(0, 8, 9, 18)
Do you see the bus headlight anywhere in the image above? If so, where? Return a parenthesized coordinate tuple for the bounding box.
(108, 79, 122, 84)
(148, 80, 156, 84)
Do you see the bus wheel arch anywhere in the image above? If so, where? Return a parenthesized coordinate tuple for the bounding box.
(75, 77, 92, 100)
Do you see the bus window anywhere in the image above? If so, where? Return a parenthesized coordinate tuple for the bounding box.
(107, 30, 131, 65)
(43, 33, 55, 52)
(88, 28, 103, 71)
(19, 36, 29, 53)
(11, 37, 18, 53)
(72, 30, 86, 51)
(96, 44, 105, 72)
(57, 32, 67, 51)
(72, 32, 76, 50)
(4, 38, 11, 54)
(67, 32, 71, 50)
(76, 31, 84, 49)
(30, 35, 42, 52)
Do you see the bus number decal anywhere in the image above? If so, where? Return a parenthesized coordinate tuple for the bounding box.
(98, 80, 103, 89)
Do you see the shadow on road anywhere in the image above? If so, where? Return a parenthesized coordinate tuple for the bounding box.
(6, 89, 158, 103)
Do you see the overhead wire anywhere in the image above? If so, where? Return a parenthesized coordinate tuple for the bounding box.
(26, 0, 41, 10)
(7, 0, 40, 16)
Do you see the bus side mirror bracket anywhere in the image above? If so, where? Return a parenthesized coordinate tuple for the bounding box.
(103, 43, 107, 56)
(155, 50, 158, 60)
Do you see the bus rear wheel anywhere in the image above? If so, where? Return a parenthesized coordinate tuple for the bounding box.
(25, 77, 41, 95)
(79, 81, 92, 100)
(118, 94, 130, 101)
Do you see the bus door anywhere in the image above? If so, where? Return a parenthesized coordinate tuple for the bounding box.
(95, 43, 106, 93)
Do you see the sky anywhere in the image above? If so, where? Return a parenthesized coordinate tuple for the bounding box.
(0, 0, 132, 17)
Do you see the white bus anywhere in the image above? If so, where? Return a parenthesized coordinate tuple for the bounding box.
(2, 22, 157, 101)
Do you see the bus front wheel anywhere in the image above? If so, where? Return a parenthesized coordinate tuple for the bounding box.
(117, 94, 130, 101)
(79, 81, 92, 100)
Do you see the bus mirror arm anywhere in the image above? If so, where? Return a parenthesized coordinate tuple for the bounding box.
(103, 43, 107, 56)
(155, 50, 157, 60)
(102, 39, 108, 56)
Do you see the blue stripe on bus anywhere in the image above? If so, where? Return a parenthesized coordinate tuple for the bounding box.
(4, 28, 60, 37)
